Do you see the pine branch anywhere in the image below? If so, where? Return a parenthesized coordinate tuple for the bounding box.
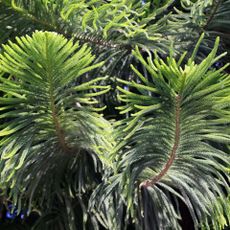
(0, 1, 131, 51)
(0, 32, 113, 223)
(93, 39, 230, 229)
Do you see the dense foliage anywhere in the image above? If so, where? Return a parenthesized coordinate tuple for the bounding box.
(0, 0, 229, 229)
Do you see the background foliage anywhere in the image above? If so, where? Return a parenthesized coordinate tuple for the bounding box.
(0, 0, 229, 230)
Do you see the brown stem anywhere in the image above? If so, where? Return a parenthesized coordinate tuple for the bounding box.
(140, 95, 181, 188)
(203, 0, 222, 30)
(50, 96, 72, 153)
(72, 33, 121, 49)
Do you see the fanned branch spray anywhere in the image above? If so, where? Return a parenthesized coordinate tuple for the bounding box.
(0, 31, 113, 229)
(90, 36, 230, 230)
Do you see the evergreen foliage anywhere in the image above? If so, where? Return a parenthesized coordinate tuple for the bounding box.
(91, 38, 230, 230)
(0, 0, 229, 229)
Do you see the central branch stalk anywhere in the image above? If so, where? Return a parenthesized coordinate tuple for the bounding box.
(46, 36, 71, 154)
(140, 95, 181, 188)
(50, 96, 71, 153)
